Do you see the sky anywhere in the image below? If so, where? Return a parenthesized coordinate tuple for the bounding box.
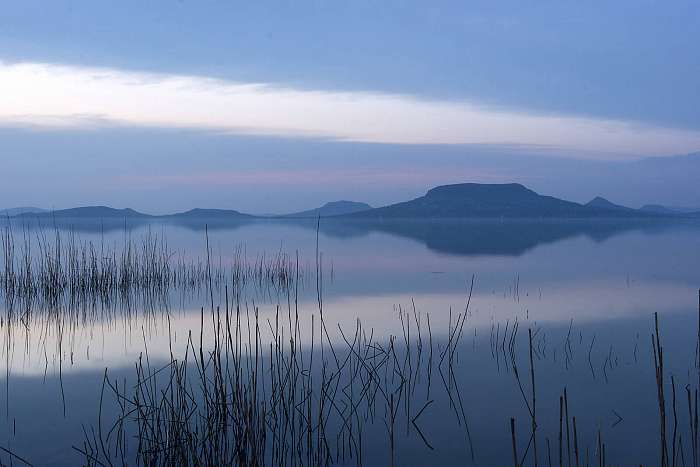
(1, 1, 699, 213)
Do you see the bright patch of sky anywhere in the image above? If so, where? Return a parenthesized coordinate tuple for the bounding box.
(2, 61, 699, 156)
(0, 0, 698, 210)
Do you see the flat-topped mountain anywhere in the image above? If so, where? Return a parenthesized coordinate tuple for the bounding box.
(285, 200, 372, 218)
(349, 183, 657, 219)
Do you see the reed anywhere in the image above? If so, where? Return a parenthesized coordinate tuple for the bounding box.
(3, 223, 700, 466)
(0, 224, 306, 313)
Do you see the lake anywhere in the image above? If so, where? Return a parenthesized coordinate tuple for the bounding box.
(1, 217, 699, 466)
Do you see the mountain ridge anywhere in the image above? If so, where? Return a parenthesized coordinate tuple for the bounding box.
(15, 206, 149, 219)
(5, 183, 693, 221)
(347, 183, 664, 219)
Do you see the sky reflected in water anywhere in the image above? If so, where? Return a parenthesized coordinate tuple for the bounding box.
(1, 218, 699, 465)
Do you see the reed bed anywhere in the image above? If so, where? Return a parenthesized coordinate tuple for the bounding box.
(74, 288, 478, 466)
(70, 289, 700, 467)
(0, 224, 306, 313)
(73, 230, 477, 466)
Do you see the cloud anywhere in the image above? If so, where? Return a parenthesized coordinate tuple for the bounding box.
(1, 60, 700, 158)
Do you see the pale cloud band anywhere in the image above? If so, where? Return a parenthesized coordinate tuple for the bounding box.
(1, 60, 699, 158)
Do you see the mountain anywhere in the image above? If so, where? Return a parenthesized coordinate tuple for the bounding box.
(349, 183, 651, 219)
(585, 197, 633, 212)
(1, 183, 691, 221)
(284, 200, 372, 218)
(167, 208, 252, 219)
(0, 207, 46, 217)
(16, 206, 150, 219)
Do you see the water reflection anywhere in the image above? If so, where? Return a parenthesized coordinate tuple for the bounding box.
(310, 217, 689, 256)
(8, 216, 697, 257)
(0, 218, 698, 465)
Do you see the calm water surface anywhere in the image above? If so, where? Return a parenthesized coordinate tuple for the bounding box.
(1, 218, 699, 465)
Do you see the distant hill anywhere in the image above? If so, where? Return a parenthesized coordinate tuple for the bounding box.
(349, 183, 659, 219)
(16, 206, 150, 219)
(585, 197, 634, 212)
(2, 183, 692, 221)
(284, 201, 372, 218)
(0, 207, 46, 217)
(167, 208, 253, 219)
(10, 206, 253, 221)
